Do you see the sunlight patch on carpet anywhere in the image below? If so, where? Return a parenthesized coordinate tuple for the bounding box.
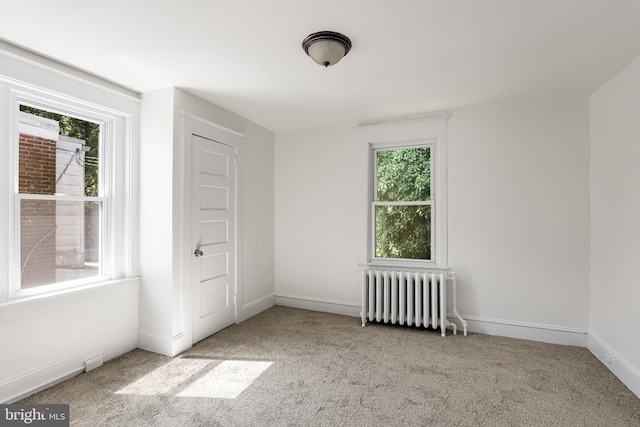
(176, 360, 273, 399)
(115, 358, 212, 396)
(115, 359, 273, 399)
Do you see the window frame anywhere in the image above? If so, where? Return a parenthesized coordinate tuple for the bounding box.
(7, 87, 129, 301)
(371, 142, 435, 262)
(360, 116, 449, 268)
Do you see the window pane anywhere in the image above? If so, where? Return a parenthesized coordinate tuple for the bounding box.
(19, 106, 100, 197)
(376, 147, 430, 202)
(20, 199, 102, 288)
(375, 205, 431, 260)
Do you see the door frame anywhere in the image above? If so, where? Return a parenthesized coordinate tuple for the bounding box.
(180, 112, 244, 349)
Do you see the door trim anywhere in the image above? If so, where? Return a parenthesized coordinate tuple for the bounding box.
(179, 112, 244, 351)
(182, 112, 245, 146)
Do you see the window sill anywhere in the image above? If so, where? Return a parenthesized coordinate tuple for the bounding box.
(0, 277, 140, 309)
(359, 261, 450, 272)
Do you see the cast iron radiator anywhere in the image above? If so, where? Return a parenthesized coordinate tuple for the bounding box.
(361, 268, 467, 337)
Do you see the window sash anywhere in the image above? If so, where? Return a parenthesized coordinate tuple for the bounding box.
(13, 193, 110, 297)
(371, 202, 435, 262)
(373, 144, 433, 203)
(373, 200, 432, 207)
(18, 194, 107, 202)
(10, 93, 114, 299)
(372, 144, 434, 263)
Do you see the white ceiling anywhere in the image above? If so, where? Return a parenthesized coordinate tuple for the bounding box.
(1, 0, 640, 132)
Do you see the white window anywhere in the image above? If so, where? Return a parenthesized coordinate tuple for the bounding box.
(6, 87, 133, 300)
(373, 144, 433, 260)
(360, 116, 449, 267)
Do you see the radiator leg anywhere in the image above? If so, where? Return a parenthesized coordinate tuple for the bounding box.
(439, 273, 446, 337)
(443, 319, 457, 335)
(361, 270, 367, 327)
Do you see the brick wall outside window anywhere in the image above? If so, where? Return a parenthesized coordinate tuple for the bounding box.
(19, 133, 57, 287)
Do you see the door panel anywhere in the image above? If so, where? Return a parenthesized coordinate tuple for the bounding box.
(200, 280, 229, 317)
(200, 220, 228, 245)
(200, 252, 228, 281)
(201, 186, 228, 210)
(201, 150, 229, 177)
(192, 134, 236, 344)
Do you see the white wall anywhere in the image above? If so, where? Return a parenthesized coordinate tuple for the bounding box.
(241, 121, 276, 316)
(589, 56, 640, 397)
(138, 88, 175, 351)
(274, 100, 591, 344)
(0, 44, 140, 403)
(275, 126, 366, 315)
(0, 282, 139, 403)
(138, 88, 275, 356)
(448, 102, 590, 344)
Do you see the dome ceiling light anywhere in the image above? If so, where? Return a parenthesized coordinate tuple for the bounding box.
(302, 31, 352, 67)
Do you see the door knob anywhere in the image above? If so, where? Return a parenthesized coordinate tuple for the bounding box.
(194, 249, 204, 257)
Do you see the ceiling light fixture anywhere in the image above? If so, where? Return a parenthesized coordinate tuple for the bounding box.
(302, 31, 352, 67)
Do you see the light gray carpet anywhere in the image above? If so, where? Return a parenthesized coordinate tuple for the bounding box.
(21, 306, 640, 426)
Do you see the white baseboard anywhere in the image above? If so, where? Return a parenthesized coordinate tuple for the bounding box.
(138, 293, 277, 357)
(273, 296, 587, 346)
(239, 293, 275, 322)
(459, 315, 588, 346)
(1, 333, 137, 404)
(588, 330, 640, 398)
(137, 330, 189, 357)
(275, 293, 360, 317)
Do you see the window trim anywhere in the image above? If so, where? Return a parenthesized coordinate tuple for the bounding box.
(6, 86, 131, 301)
(359, 116, 449, 268)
